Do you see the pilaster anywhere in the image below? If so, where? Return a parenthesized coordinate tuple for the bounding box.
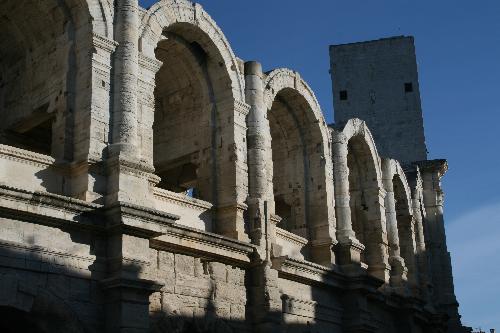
(102, 202, 178, 333)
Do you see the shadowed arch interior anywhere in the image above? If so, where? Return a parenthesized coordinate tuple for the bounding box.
(347, 135, 380, 264)
(269, 87, 324, 244)
(0, 0, 93, 161)
(153, 23, 233, 204)
(0, 0, 73, 157)
(393, 174, 418, 285)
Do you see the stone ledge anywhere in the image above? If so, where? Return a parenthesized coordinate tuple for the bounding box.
(281, 294, 342, 324)
(0, 184, 100, 212)
(272, 256, 343, 289)
(272, 256, 384, 293)
(0, 184, 103, 231)
(275, 227, 308, 247)
(151, 223, 255, 266)
(153, 187, 213, 211)
(100, 275, 163, 293)
(0, 144, 56, 168)
(104, 201, 180, 238)
(0, 239, 105, 279)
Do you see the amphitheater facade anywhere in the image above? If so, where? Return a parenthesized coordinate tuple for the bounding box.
(0, 0, 468, 332)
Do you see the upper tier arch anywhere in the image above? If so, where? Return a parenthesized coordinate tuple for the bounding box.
(138, 0, 245, 102)
(334, 118, 383, 187)
(385, 158, 414, 216)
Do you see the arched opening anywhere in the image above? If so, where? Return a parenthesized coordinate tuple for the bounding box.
(152, 23, 236, 213)
(269, 88, 324, 245)
(393, 174, 418, 286)
(270, 93, 306, 236)
(154, 33, 209, 199)
(346, 136, 380, 265)
(0, 0, 75, 159)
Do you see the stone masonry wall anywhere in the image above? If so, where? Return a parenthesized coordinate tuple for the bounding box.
(330, 36, 428, 164)
(147, 250, 250, 333)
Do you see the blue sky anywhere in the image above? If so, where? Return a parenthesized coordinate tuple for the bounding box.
(140, 0, 500, 329)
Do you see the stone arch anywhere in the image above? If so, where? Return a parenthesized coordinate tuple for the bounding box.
(333, 118, 389, 281)
(340, 118, 383, 187)
(0, 273, 86, 333)
(263, 68, 336, 265)
(88, 0, 114, 37)
(138, 0, 249, 240)
(0, 0, 108, 163)
(0, 0, 114, 201)
(388, 160, 413, 216)
(139, 0, 245, 102)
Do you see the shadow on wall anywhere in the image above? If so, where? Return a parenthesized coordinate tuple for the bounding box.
(0, 200, 118, 333)
(0, 224, 330, 333)
(0, 235, 101, 332)
(0, 207, 433, 333)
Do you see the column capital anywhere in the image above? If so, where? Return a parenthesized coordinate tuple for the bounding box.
(413, 159, 448, 178)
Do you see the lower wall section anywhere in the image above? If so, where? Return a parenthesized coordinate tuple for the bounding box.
(0, 218, 106, 333)
(147, 250, 251, 333)
(0, 212, 450, 333)
(278, 277, 343, 332)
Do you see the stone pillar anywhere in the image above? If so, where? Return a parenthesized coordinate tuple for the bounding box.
(245, 61, 272, 249)
(244, 61, 282, 332)
(362, 187, 390, 283)
(110, 0, 139, 158)
(418, 159, 464, 332)
(213, 98, 250, 242)
(101, 202, 178, 333)
(332, 134, 365, 268)
(412, 196, 431, 301)
(341, 287, 380, 333)
(105, 0, 158, 207)
(137, 54, 163, 169)
(245, 61, 269, 201)
(69, 33, 118, 202)
(101, 3, 163, 331)
(382, 159, 408, 287)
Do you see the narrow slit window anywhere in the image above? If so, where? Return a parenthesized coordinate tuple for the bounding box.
(339, 90, 348, 101)
(404, 82, 413, 93)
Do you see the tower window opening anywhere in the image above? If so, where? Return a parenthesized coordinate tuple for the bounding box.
(339, 90, 348, 100)
(404, 82, 413, 93)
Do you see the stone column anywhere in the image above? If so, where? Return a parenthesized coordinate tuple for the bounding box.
(105, 0, 157, 207)
(245, 61, 269, 201)
(418, 159, 464, 332)
(245, 61, 273, 251)
(110, 0, 139, 158)
(382, 159, 408, 286)
(244, 62, 281, 333)
(332, 134, 364, 268)
(412, 196, 431, 301)
(101, 3, 163, 331)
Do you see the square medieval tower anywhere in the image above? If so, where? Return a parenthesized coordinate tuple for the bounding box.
(330, 36, 428, 164)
